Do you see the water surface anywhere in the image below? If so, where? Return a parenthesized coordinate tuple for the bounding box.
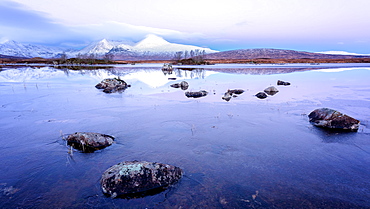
(1, 64, 370, 208)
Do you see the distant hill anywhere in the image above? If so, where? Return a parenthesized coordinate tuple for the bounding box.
(0, 54, 26, 59)
(205, 48, 370, 60)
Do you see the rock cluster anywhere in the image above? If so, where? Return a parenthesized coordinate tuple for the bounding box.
(95, 78, 129, 93)
(170, 81, 189, 90)
(101, 161, 183, 198)
(308, 108, 360, 131)
(66, 132, 115, 152)
(222, 89, 245, 101)
(255, 80, 290, 99)
(185, 90, 208, 98)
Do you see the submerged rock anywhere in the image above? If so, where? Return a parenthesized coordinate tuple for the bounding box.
(101, 161, 183, 198)
(95, 78, 128, 93)
(66, 132, 115, 152)
(222, 92, 233, 101)
(222, 89, 244, 101)
(308, 108, 360, 131)
(170, 81, 189, 90)
(255, 92, 268, 99)
(228, 89, 244, 95)
(264, 86, 279, 96)
(277, 80, 290, 86)
(185, 90, 208, 98)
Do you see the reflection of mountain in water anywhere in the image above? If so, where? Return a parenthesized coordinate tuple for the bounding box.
(173, 68, 206, 79)
(0, 66, 129, 82)
(120, 68, 214, 88)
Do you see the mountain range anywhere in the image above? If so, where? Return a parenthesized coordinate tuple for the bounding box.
(0, 35, 369, 61)
(0, 34, 217, 60)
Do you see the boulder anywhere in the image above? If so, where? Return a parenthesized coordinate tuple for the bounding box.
(185, 90, 208, 98)
(95, 78, 128, 93)
(264, 86, 279, 96)
(255, 92, 268, 99)
(308, 108, 360, 131)
(222, 89, 244, 101)
(277, 80, 290, 86)
(228, 89, 244, 95)
(101, 161, 183, 198)
(66, 132, 115, 152)
(222, 92, 232, 101)
(170, 81, 189, 90)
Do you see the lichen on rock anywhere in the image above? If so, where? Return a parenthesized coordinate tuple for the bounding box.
(222, 89, 244, 101)
(101, 161, 183, 198)
(95, 78, 128, 93)
(308, 108, 360, 131)
(264, 86, 279, 96)
(66, 132, 115, 152)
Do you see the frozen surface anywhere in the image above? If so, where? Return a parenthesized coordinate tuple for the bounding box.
(0, 65, 370, 208)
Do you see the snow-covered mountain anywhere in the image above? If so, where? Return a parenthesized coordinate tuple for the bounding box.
(0, 40, 62, 58)
(74, 39, 134, 55)
(317, 51, 370, 56)
(73, 34, 218, 60)
(0, 35, 217, 60)
(115, 34, 217, 54)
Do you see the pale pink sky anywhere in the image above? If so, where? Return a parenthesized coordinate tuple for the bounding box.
(1, 0, 370, 53)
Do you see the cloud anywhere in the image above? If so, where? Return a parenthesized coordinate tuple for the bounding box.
(70, 21, 208, 45)
(0, 1, 84, 45)
(0, 1, 208, 48)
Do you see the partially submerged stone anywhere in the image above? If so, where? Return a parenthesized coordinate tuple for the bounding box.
(95, 78, 128, 93)
(308, 108, 360, 131)
(228, 89, 244, 95)
(264, 86, 279, 96)
(222, 89, 244, 101)
(170, 81, 189, 90)
(277, 80, 290, 86)
(101, 161, 183, 198)
(185, 90, 208, 98)
(222, 92, 232, 101)
(66, 132, 115, 152)
(255, 92, 268, 99)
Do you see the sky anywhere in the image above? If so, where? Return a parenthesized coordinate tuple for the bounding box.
(1, 0, 370, 53)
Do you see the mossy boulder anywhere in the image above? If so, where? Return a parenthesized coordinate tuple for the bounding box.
(95, 78, 128, 93)
(264, 86, 279, 96)
(222, 89, 244, 101)
(101, 161, 183, 198)
(308, 108, 360, 131)
(66, 132, 114, 152)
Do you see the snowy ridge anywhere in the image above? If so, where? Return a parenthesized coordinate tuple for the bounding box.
(0, 34, 217, 59)
(317, 51, 370, 56)
(0, 40, 62, 58)
(75, 34, 218, 58)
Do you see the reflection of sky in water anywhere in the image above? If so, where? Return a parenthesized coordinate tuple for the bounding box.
(1, 65, 370, 104)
